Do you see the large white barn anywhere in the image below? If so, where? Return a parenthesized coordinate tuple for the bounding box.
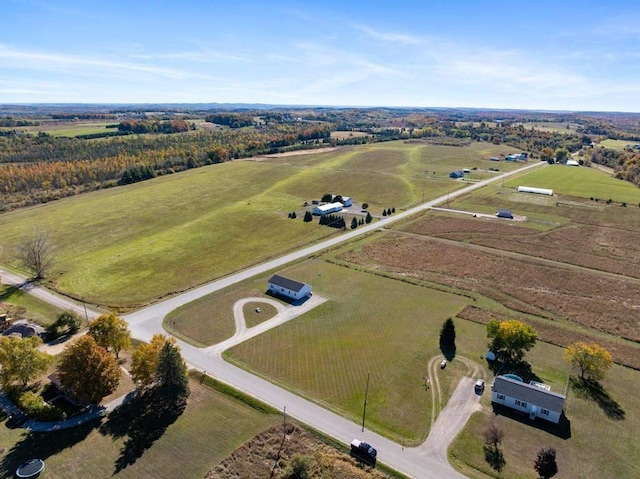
(313, 202, 343, 215)
(491, 375, 566, 424)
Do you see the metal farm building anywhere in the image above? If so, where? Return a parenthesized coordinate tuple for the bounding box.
(517, 186, 553, 196)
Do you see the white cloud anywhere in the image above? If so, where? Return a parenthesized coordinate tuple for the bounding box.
(353, 24, 422, 45)
(0, 44, 217, 81)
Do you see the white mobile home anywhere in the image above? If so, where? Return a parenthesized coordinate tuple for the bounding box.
(267, 275, 312, 301)
(517, 186, 553, 196)
(313, 202, 344, 215)
(491, 375, 565, 424)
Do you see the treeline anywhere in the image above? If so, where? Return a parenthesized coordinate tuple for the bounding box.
(590, 147, 640, 187)
(205, 113, 254, 128)
(0, 122, 335, 211)
(0, 118, 40, 127)
(117, 120, 192, 134)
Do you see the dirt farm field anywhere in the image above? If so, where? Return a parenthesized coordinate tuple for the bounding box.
(339, 214, 640, 369)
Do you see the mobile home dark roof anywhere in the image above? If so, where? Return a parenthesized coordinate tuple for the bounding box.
(492, 376, 565, 412)
(268, 274, 307, 292)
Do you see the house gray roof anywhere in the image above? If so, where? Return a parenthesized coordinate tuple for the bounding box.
(492, 376, 565, 412)
(268, 275, 307, 293)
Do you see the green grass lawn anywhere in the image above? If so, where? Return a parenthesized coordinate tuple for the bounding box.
(0, 378, 279, 479)
(0, 141, 515, 308)
(0, 284, 65, 326)
(450, 340, 640, 479)
(225, 259, 473, 444)
(164, 277, 287, 347)
(503, 164, 640, 205)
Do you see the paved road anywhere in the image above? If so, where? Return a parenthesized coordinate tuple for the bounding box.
(1, 160, 545, 479)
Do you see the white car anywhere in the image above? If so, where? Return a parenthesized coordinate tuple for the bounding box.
(440, 359, 447, 369)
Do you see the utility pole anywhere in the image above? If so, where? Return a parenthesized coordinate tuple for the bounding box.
(361, 373, 370, 432)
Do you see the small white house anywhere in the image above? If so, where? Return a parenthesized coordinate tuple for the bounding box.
(313, 202, 343, 215)
(267, 275, 312, 301)
(517, 186, 553, 196)
(491, 375, 566, 424)
(566, 159, 579, 166)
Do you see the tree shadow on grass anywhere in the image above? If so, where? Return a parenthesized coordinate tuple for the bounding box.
(569, 376, 625, 420)
(99, 389, 186, 474)
(0, 417, 99, 475)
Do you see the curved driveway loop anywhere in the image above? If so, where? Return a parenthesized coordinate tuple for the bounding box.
(207, 295, 327, 357)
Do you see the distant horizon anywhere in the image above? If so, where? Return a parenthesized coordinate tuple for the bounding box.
(0, 102, 635, 115)
(3, 1, 640, 111)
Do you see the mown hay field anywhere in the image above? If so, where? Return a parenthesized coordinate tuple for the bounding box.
(0, 141, 516, 308)
(503, 163, 640, 204)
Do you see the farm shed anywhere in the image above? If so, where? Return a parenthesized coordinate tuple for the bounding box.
(566, 159, 579, 166)
(491, 375, 565, 424)
(490, 157, 500, 161)
(338, 196, 353, 207)
(517, 186, 553, 196)
(496, 209, 513, 219)
(313, 202, 343, 215)
(267, 275, 312, 301)
(449, 171, 464, 178)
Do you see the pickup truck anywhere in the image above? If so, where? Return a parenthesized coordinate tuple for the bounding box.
(350, 439, 377, 466)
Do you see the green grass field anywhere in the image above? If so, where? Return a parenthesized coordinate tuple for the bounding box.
(0, 141, 516, 308)
(0, 378, 279, 479)
(0, 121, 116, 137)
(225, 259, 473, 444)
(599, 138, 640, 151)
(503, 164, 640, 205)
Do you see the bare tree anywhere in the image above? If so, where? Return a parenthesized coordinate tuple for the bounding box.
(16, 228, 55, 280)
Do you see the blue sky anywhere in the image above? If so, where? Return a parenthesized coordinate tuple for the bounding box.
(2, 0, 640, 111)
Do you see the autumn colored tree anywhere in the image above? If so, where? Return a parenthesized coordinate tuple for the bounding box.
(483, 424, 505, 472)
(16, 228, 55, 279)
(57, 335, 120, 403)
(88, 312, 131, 359)
(0, 336, 53, 388)
(564, 342, 613, 381)
(487, 319, 537, 362)
(130, 334, 176, 388)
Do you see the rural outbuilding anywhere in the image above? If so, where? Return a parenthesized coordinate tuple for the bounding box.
(268, 275, 312, 301)
(496, 209, 513, 219)
(313, 202, 343, 215)
(332, 195, 352, 207)
(449, 171, 464, 178)
(566, 159, 579, 166)
(491, 375, 566, 424)
(517, 186, 553, 196)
